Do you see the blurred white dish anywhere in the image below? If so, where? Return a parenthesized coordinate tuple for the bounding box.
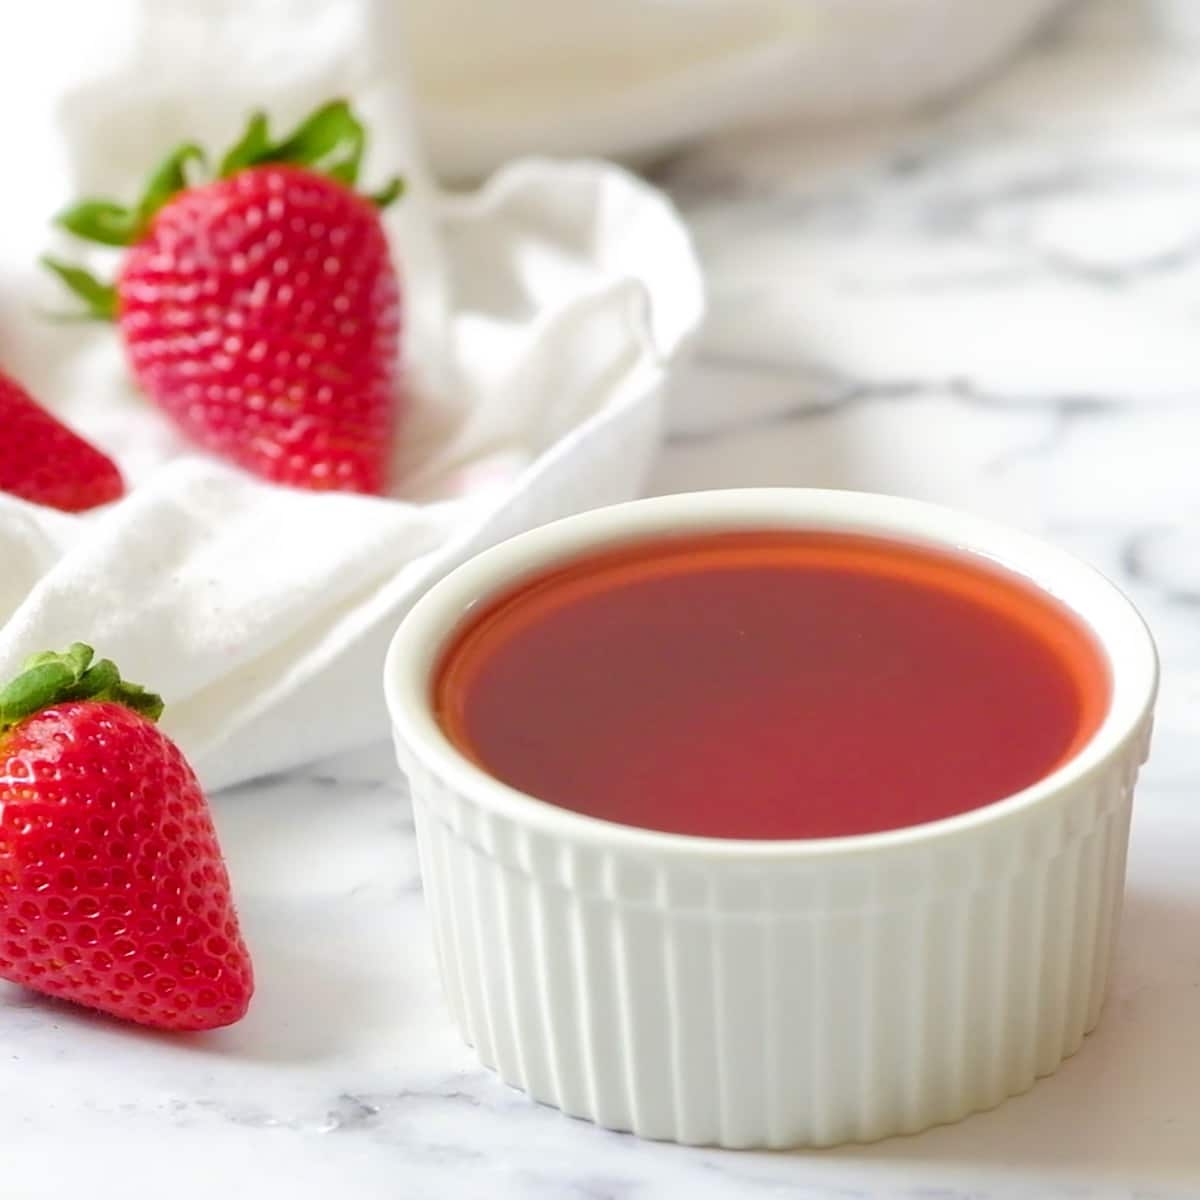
(404, 0, 1068, 179)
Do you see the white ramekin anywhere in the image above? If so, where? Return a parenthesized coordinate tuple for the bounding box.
(383, 489, 1158, 1148)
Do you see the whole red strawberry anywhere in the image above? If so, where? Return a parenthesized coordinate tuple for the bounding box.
(0, 644, 253, 1030)
(0, 370, 124, 512)
(44, 101, 403, 494)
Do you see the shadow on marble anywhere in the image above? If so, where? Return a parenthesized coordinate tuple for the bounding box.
(196, 934, 406, 1065)
(0, 773, 421, 1065)
(0, 921, 406, 1067)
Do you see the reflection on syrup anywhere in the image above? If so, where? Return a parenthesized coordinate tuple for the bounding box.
(435, 531, 1110, 840)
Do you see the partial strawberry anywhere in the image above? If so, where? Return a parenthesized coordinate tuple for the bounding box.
(44, 100, 403, 495)
(0, 370, 124, 512)
(0, 644, 253, 1030)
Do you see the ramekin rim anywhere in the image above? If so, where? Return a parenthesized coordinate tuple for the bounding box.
(383, 488, 1159, 861)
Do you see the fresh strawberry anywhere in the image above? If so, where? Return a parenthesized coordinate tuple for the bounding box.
(0, 370, 124, 512)
(44, 100, 403, 494)
(0, 644, 253, 1030)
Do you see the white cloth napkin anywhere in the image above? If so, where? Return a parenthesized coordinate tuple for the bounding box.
(0, 0, 704, 790)
(403, 0, 1067, 179)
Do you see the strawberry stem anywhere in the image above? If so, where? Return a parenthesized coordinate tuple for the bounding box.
(0, 644, 164, 731)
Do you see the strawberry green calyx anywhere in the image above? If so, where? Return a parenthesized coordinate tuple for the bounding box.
(38, 257, 117, 321)
(55, 143, 205, 250)
(0, 643, 164, 732)
(53, 99, 402, 248)
(42, 98, 404, 318)
(217, 100, 405, 206)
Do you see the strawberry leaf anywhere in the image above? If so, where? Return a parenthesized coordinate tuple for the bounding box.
(39, 257, 117, 321)
(109, 681, 165, 721)
(55, 200, 140, 247)
(136, 143, 206, 229)
(325, 146, 363, 187)
(216, 99, 400, 201)
(25, 644, 93, 675)
(52, 144, 205, 251)
(0, 661, 81, 728)
(0, 644, 163, 731)
(46, 96, 405, 291)
(0, 644, 92, 730)
(367, 177, 405, 209)
(267, 100, 363, 174)
(218, 111, 271, 178)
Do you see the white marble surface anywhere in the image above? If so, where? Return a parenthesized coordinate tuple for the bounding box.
(5, 2, 1200, 1195)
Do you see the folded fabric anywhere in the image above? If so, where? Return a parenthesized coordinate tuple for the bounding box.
(0, 0, 704, 790)
(402, 0, 1067, 179)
